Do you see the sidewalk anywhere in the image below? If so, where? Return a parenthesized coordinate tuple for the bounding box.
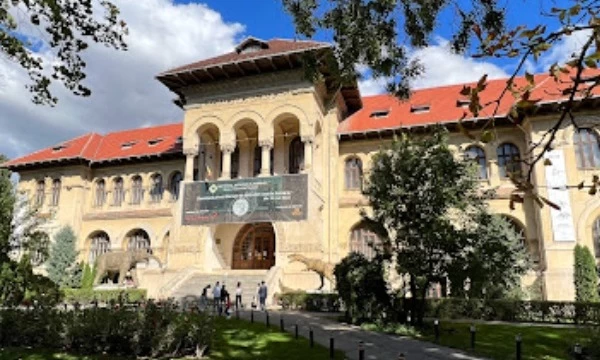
(236, 310, 487, 360)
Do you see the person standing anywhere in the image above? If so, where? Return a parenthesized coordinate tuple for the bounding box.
(213, 281, 222, 314)
(235, 282, 243, 310)
(258, 281, 268, 311)
(200, 284, 211, 311)
(221, 285, 230, 317)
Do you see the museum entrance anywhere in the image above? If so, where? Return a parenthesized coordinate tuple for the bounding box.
(232, 223, 275, 270)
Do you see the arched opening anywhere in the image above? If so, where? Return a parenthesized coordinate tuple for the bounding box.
(232, 223, 275, 269)
(464, 145, 488, 180)
(150, 173, 164, 203)
(112, 177, 124, 206)
(289, 136, 304, 174)
(345, 157, 363, 190)
(94, 179, 106, 207)
(497, 143, 522, 178)
(593, 216, 600, 258)
(273, 115, 301, 174)
(574, 128, 600, 169)
(88, 231, 111, 263)
(125, 229, 152, 254)
(349, 222, 383, 260)
(233, 119, 259, 178)
(169, 171, 183, 200)
(197, 124, 221, 181)
(131, 175, 143, 205)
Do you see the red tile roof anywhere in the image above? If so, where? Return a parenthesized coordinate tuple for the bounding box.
(338, 68, 600, 135)
(3, 123, 183, 169)
(159, 37, 330, 76)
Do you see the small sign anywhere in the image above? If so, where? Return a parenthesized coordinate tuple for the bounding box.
(544, 149, 576, 242)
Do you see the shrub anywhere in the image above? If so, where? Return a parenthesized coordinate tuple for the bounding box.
(574, 245, 599, 303)
(334, 252, 392, 324)
(80, 263, 96, 290)
(278, 292, 341, 312)
(62, 288, 146, 304)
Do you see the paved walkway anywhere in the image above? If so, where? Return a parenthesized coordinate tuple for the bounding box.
(236, 310, 486, 360)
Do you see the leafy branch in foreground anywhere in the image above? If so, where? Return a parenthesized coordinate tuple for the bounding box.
(0, 0, 128, 105)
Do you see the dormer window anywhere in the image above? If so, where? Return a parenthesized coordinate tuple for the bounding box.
(148, 138, 163, 146)
(52, 144, 67, 152)
(370, 110, 390, 118)
(235, 37, 269, 54)
(175, 136, 183, 144)
(457, 99, 470, 108)
(121, 141, 137, 150)
(410, 104, 430, 114)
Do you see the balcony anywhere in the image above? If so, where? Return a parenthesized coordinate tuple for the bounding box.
(84, 186, 180, 220)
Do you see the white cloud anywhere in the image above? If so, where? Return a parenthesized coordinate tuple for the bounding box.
(0, 0, 244, 160)
(538, 29, 592, 71)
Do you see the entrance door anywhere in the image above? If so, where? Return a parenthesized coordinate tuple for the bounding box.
(232, 223, 275, 269)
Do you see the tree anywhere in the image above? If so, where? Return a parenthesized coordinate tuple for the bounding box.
(574, 244, 599, 303)
(362, 128, 529, 324)
(1, 1, 128, 105)
(9, 191, 49, 264)
(0, 155, 15, 262)
(283, 0, 600, 191)
(47, 225, 81, 288)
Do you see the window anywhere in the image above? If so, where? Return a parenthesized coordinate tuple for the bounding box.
(95, 180, 106, 207)
(410, 104, 430, 113)
(113, 177, 125, 206)
(370, 110, 389, 118)
(89, 232, 110, 263)
(497, 143, 522, 178)
(289, 136, 304, 174)
(127, 229, 151, 253)
(35, 180, 45, 207)
(350, 225, 382, 260)
(150, 174, 163, 203)
(465, 146, 488, 180)
(50, 179, 61, 206)
(345, 157, 363, 190)
(131, 175, 143, 205)
(574, 128, 600, 169)
(593, 217, 600, 258)
(170, 171, 183, 200)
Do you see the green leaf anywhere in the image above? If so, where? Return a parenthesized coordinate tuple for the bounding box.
(525, 72, 534, 85)
(480, 130, 495, 143)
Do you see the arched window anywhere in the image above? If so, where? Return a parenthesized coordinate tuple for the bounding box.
(50, 179, 61, 207)
(350, 225, 382, 260)
(345, 157, 363, 190)
(131, 175, 143, 205)
(465, 146, 488, 180)
(89, 231, 110, 263)
(574, 128, 600, 169)
(127, 229, 151, 253)
(95, 179, 106, 207)
(593, 217, 600, 258)
(497, 143, 522, 178)
(231, 147, 240, 179)
(113, 177, 124, 206)
(289, 136, 304, 174)
(150, 174, 163, 203)
(35, 180, 45, 207)
(170, 171, 183, 201)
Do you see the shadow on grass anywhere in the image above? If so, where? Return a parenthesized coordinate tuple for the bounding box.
(0, 348, 127, 360)
(210, 318, 345, 360)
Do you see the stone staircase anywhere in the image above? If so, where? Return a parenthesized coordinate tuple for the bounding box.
(171, 270, 268, 307)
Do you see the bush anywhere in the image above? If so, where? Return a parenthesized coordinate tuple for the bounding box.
(334, 253, 392, 324)
(278, 292, 341, 312)
(80, 263, 96, 290)
(0, 300, 213, 358)
(62, 288, 146, 304)
(574, 245, 599, 303)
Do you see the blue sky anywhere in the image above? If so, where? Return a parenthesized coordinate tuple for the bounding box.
(0, 0, 583, 160)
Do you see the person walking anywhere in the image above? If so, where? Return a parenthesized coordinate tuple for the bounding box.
(235, 282, 243, 310)
(213, 281, 222, 314)
(199, 284, 211, 311)
(221, 285, 230, 317)
(252, 282, 260, 309)
(258, 281, 268, 311)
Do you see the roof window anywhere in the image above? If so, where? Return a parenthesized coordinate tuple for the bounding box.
(456, 99, 470, 108)
(148, 138, 163, 146)
(369, 110, 390, 118)
(121, 141, 137, 150)
(410, 104, 430, 114)
(175, 136, 183, 144)
(52, 144, 67, 152)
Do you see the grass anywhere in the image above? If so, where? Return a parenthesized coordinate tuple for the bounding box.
(0, 317, 345, 360)
(361, 320, 592, 360)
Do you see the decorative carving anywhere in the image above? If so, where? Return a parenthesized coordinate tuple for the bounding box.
(288, 253, 335, 290)
(220, 143, 236, 153)
(301, 135, 315, 144)
(183, 147, 198, 156)
(94, 250, 162, 287)
(259, 138, 274, 148)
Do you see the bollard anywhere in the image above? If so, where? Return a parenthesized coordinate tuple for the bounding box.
(398, 353, 406, 360)
(358, 341, 365, 360)
(295, 323, 299, 339)
(470, 325, 476, 350)
(280, 316, 284, 332)
(515, 334, 522, 360)
(309, 327, 314, 348)
(329, 337, 335, 359)
(434, 319, 440, 343)
(251, 309, 254, 323)
(574, 343, 583, 360)
(266, 311, 270, 327)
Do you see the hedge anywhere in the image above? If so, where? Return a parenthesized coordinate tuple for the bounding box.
(425, 298, 600, 325)
(0, 300, 213, 358)
(278, 292, 341, 312)
(62, 288, 147, 304)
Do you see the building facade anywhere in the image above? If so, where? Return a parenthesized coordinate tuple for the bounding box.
(4, 37, 600, 301)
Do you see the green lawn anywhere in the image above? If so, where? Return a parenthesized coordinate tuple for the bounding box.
(0, 317, 344, 360)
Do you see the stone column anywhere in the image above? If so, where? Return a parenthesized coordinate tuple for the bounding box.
(184, 148, 197, 181)
(259, 139, 273, 176)
(301, 135, 314, 171)
(220, 144, 235, 180)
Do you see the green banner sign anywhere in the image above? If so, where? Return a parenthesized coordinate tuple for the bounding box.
(182, 174, 308, 224)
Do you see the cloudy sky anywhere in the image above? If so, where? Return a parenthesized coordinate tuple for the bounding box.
(0, 0, 580, 160)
